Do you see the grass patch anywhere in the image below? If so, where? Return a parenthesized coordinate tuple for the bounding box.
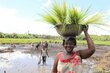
(0, 38, 61, 44)
(0, 38, 110, 46)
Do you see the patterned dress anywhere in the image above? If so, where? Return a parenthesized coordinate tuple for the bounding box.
(57, 52, 83, 73)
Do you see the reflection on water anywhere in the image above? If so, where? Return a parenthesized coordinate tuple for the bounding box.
(0, 51, 54, 73)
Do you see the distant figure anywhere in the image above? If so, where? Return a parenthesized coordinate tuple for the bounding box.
(11, 44, 16, 48)
(36, 42, 41, 49)
(40, 44, 49, 65)
(8, 44, 16, 51)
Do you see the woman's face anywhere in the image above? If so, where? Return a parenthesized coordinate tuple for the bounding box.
(64, 40, 75, 53)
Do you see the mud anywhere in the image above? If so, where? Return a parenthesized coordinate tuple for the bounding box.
(0, 44, 110, 73)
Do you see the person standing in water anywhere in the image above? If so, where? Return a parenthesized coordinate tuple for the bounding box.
(41, 43, 49, 65)
(51, 27, 95, 73)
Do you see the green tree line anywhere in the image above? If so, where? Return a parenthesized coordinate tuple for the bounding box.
(0, 32, 110, 41)
(0, 32, 61, 39)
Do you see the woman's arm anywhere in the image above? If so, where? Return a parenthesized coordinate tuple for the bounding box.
(51, 54, 59, 73)
(78, 26, 95, 59)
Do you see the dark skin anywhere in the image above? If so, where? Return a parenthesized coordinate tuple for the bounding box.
(78, 27, 95, 59)
(51, 28, 95, 73)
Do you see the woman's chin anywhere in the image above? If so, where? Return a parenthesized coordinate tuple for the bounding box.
(65, 48, 73, 53)
(67, 50, 72, 53)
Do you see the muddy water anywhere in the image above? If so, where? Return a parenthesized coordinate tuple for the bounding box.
(1, 44, 109, 73)
(0, 51, 96, 73)
(0, 51, 54, 73)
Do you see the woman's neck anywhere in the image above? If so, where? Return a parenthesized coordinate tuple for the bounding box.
(64, 51, 74, 55)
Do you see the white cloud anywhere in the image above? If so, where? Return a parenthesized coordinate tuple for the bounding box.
(44, 0, 52, 7)
(106, 10, 110, 16)
(0, 7, 110, 36)
(0, 7, 59, 36)
(40, 0, 52, 10)
(0, 7, 18, 16)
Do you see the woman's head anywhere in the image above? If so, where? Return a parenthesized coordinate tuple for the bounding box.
(63, 37, 77, 53)
(63, 37, 76, 46)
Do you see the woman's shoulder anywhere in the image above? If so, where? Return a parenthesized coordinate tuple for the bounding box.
(55, 51, 63, 59)
(56, 51, 63, 57)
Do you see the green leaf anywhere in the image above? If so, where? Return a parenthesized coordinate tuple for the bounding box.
(83, 13, 105, 25)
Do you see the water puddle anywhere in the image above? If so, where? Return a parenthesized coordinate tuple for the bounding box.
(0, 51, 54, 73)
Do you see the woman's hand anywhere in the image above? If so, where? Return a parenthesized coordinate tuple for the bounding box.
(82, 25, 88, 33)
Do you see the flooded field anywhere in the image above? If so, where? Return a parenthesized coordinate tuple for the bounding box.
(0, 44, 110, 73)
(0, 51, 54, 73)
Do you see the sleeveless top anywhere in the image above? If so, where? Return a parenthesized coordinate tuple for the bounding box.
(57, 52, 83, 73)
(41, 49, 47, 56)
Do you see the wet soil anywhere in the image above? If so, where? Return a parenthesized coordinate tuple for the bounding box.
(0, 44, 110, 73)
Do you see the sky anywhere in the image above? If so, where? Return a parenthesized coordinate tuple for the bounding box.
(0, 0, 110, 36)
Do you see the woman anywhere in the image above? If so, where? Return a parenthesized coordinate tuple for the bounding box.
(51, 27, 95, 73)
